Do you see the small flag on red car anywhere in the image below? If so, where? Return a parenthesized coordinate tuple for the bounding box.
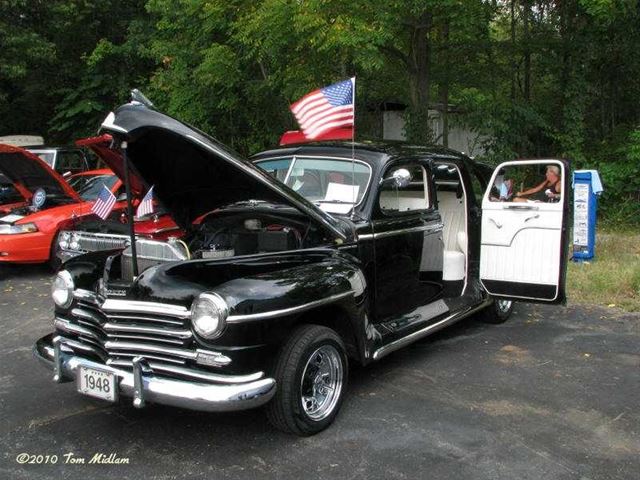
(136, 186, 154, 219)
(290, 78, 355, 140)
(91, 184, 117, 220)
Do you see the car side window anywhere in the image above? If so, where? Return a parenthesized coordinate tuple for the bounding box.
(379, 164, 430, 213)
(57, 151, 85, 173)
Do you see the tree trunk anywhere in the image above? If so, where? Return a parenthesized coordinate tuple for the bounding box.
(439, 19, 450, 147)
(522, 0, 531, 102)
(510, 0, 517, 101)
(406, 12, 433, 143)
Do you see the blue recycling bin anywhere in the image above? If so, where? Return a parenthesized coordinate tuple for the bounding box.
(572, 170, 603, 261)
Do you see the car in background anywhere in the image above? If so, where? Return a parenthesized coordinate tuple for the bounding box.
(27, 146, 91, 177)
(0, 144, 126, 267)
(0, 138, 181, 269)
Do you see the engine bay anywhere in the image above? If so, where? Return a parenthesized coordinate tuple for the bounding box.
(186, 210, 327, 260)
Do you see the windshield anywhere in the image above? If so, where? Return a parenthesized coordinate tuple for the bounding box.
(32, 152, 55, 166)
(68, 174, 118, 201)
(255, 156, 371, 214)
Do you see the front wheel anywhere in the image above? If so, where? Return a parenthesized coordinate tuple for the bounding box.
(477, 299, 514, 324)
(266, 324, 348, 436)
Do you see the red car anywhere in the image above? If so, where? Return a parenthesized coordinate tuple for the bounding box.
(0, 141, 178, 268)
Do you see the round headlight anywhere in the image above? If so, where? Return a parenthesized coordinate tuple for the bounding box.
(51, 270, 74, 309)
(190, 293, 229, 339)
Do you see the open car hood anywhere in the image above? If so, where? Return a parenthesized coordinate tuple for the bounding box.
(97, 103, 349, 240)
(0, 144, 81, 202)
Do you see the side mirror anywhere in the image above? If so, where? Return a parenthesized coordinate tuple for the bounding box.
(381, 168, 412, 189)
(116, 193, 128, 202)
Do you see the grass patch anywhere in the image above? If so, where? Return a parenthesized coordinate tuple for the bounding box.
(567, 231, 640, 311)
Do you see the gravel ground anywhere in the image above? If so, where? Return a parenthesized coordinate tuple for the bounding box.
(1, 264, 638, 480)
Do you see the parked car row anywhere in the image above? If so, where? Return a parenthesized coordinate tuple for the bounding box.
(0, 138, 179, 268)
(29, 98, 570, 436)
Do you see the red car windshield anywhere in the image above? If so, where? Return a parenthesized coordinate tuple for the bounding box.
(68, 174, 119, 201)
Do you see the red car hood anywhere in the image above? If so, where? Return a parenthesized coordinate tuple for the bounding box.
(0, 144, 81, 203)
(75, 134, 140, 189)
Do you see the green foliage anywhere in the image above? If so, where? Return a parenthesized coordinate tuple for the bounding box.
(0, 0, 638, 225)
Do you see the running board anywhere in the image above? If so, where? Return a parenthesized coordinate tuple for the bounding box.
(372, 299, 492, 360)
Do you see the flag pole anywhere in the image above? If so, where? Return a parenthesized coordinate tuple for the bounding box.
(350, 76, 356, 216)
(121, 140, 139, 278)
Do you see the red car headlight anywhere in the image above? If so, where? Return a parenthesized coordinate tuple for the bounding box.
(0, 223, 38, 235)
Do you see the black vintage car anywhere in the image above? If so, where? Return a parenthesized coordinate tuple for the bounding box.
(35, 101, 570, 435)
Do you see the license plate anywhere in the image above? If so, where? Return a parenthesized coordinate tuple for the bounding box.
(77, 366, 117, 402)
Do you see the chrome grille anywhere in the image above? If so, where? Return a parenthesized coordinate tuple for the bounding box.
(121, 238, 188, 281)
(56, 295, 194, 368)
(61, 231, 129, 254)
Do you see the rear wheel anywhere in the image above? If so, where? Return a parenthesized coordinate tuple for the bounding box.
(477, 299, 514, 324)
(266, 324, 348, 436)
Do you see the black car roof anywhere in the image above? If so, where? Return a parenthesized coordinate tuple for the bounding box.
(251, 141, 469, 167)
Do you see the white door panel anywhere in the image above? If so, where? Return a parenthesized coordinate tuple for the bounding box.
(480, 159, 569, 303)
(480, 228, 561, 285)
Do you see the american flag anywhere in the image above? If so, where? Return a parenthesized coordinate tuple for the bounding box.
(290, 78, 355, 140)
(91, 184, 117, 220)
(136, 186, 154, 219)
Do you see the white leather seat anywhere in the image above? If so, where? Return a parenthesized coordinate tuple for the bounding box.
(438, 190, 467, 281)
(443, 251, 465, 281)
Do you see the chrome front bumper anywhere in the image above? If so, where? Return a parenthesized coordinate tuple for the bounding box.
(34, 334, 276, 412)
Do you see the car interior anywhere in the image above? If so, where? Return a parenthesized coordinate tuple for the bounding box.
(435, 164, 468, 295)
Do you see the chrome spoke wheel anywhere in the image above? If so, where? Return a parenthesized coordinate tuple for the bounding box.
(300, 345, 343, 421)
(497, 300, 513, 313)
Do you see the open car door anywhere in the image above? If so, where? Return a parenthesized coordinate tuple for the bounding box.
(480, 159, 570, 303)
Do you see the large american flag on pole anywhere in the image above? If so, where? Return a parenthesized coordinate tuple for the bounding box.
(91, 184, 117, 220)
(136, 186, 154, 219)
(290, 78, 355, 140)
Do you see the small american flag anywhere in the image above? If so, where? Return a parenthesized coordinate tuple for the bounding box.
(136, 186, 154, 219)
(290, 78, 355, 140)
(91, 184, 117, 220)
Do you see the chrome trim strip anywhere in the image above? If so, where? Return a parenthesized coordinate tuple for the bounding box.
(71, 307, 104, 324)
(54, 318, 102, 341)
(101, 299, 190, 319)
(106, 353, 186, 365)
(105, 333, 185, 346)
(105, 313, 184, 326)
(56, 335, 107, 360)
(73, 289, 98, 303)
(227, 291, 354, 323)
(358, 223, 444, 242)
(104, 340, 198, 360)
(103, 322, 192, 339)
(372, 299, 492, 360)
(106, 359, 259, 384)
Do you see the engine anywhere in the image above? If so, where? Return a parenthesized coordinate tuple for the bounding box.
(187, 215, 305, 260)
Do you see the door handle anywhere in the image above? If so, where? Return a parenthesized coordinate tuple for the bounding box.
(504, 204, 539, 211)
(524, 214, 540, 222)
(488, 218, 502, 229)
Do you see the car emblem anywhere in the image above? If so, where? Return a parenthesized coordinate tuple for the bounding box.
(32, 188, 46, 210)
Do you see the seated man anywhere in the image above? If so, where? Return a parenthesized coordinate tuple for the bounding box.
(514, 165, 561, 202)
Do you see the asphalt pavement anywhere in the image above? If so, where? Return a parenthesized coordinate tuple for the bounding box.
(0, 264, 638, 480)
